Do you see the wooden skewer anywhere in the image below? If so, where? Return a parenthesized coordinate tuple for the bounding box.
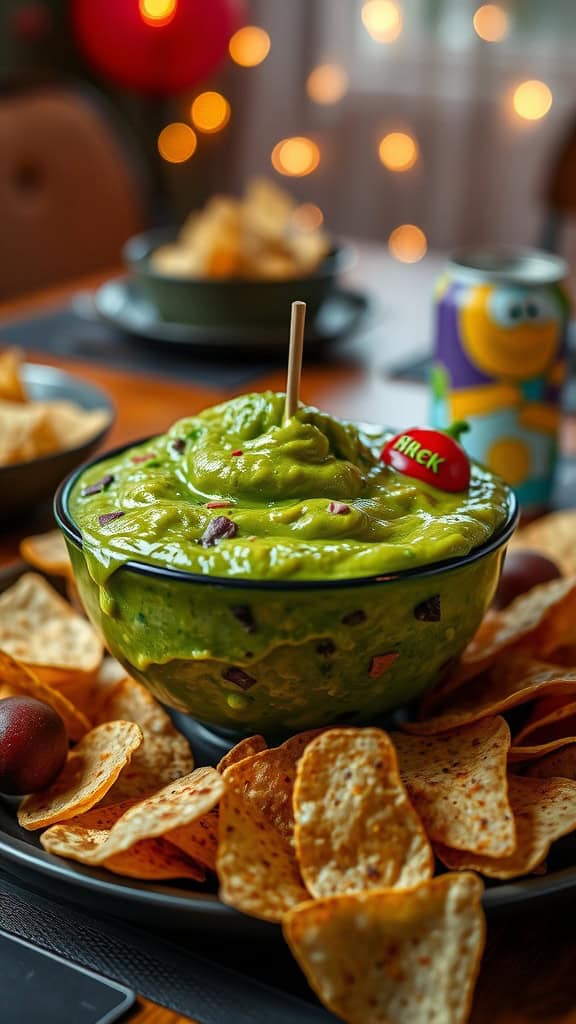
(284, 300, 306, 422)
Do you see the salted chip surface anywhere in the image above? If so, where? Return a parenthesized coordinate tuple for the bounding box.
(406, 656, 576, 736)
(222, 729, 323, 842)
(167, 808, 219, 872)
(0, 573, 102, 675)
(217, 735, 267, 772)
(217, 760, 309, 922)
(79, 768, 224, 863)
(20, 530, 71, 577)
(524, 744, 576, 780)
(283, 873, 485, 1024)
(293, 728, 433, 898)
(18, 721, 143, 830)
(101, 733, 194, 805)
(0, 650, 90, 741)
(392, 717, 515, 857)
(40, 802, 205, 881)
(436, 775, 576, 878)
(94, 676, 178, 738)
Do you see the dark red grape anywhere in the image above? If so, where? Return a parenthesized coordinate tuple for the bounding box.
(0, 696, 68, 795)
(493, 549, 562, 611)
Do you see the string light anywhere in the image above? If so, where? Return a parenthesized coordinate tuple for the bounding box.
(513, 80, 553, 121)
(157, 123, 197, 163)
(229, 25, 270, 67)
(138, 0, 177, 27)
(378, 132, 418, 172)
(291, 203, 324, 231)
(190, 92, 231, 133)
(361, 1, 402, 43)
(306, 64, 349, 105)
(271, 137, 320, 177)
(473, 4, 509, 42)
(388, 225, 427, 263)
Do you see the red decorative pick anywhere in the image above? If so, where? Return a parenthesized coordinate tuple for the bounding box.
(381, 423, 471, 492)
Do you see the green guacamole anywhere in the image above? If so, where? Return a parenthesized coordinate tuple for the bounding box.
(70, 391, 509, 584)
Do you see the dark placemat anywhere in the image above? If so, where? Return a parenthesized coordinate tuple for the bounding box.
(0, 868, 334, 1023)
(0, 303, 276, 391)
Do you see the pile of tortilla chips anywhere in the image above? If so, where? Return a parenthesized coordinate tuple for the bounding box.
(4, 518, 576, 1022)
(0, 347, 110, 466)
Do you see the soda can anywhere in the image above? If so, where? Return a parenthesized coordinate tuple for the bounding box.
(430, 247, 571, 513)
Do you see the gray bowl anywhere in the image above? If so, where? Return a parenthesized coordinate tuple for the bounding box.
(0, 363, 114, 521)
(123, 227, 353, 327)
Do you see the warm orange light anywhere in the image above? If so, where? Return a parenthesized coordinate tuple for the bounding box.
(139, 0, 177, 27)
(388, 224, 427, 263)
(378, 132, 418, 172)
(512, 80, 553, 121)
(306, 64, 349, 105)
(271, 137, 320, 177)
(473, 4, 509, 42)
(190, 92, 231, 134)
(229, 25, 270, 67)
(291, 203, 324, 231)
(157, 123, 197, 163)
(361, 0, 402, 43)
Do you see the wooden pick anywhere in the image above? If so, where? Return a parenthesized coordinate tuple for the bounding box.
(284, 300, 306, 423)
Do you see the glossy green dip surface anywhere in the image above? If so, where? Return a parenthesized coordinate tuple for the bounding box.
(70, 392, 510, 584)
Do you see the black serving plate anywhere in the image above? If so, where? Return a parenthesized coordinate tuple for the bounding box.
(93, 277, 371, 353)
(2, 563, 576, 932)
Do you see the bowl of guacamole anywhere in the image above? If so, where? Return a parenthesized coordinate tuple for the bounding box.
(55, 392, 517, 735)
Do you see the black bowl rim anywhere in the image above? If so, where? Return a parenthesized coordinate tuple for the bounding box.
(54, 436, 519, 592)
(122, 228, 355, 287)
(0, 363, 115, 475)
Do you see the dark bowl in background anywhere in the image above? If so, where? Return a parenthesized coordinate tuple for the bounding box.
(123, 227, 354, 327)
(0, 364, 114, 522)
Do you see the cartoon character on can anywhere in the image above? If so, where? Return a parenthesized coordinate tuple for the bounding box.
(431, 273, 569, 508)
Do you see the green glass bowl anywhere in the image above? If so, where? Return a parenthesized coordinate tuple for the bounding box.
(123, 228, 353, 327)
(55, 445, 518, 736)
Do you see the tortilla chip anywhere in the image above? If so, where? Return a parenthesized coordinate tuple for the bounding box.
(77, 768, 224, 864)
(509, 737, 576, 763)
(217, 760, 309, 922)
(436, 775, 576, 878)
(20, 530, 71, 577)
(513, 697, 576, 747)
(40, 802, 205, 880)
(0, 347, 26, 402)
(512, 511, 576, 577)
(0, 401, 52, 464)
(0, 650, 90, 741)
(405, 656, 576, 736)
(392, 717, 515, 857)
(36, 401, 110, 450)
(524, 745, 576, 780)
(101, 733, 194, 804)
(166, 808, 219, 871)
(220, 729, 324, 842)
(0, 573, 102, 676)
(94, 676, 179, 738)
(18, 721, 143, 830)
(283, 873, 485, 1024)
(217, 735, 267, 772)
(293, 729, 433, 898)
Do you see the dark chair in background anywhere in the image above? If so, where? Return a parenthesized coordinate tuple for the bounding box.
(0, 86, 143, 300)
(541, 116, 576, 255)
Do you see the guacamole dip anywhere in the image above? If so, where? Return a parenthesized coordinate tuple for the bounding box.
(70, 392, 510, 584)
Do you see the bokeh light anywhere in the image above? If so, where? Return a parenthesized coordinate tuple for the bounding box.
(473, 4, 509, 42)
(291, 203, 324, 231)
(157, 123, 197, 163)
(229, 25, 270, 67)
(378, 132, 419, 172)
(306, 64, 349, 105)
(271, 137, 320, 177)
(361, 1, 402, 43)
(138, 0, 177, 27)
(512, 80, 553, 121)
(388, 224, 427, 263)
(190, 91, 231, 133)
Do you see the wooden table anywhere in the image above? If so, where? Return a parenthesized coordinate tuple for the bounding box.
(1, 268, 576, 1024)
